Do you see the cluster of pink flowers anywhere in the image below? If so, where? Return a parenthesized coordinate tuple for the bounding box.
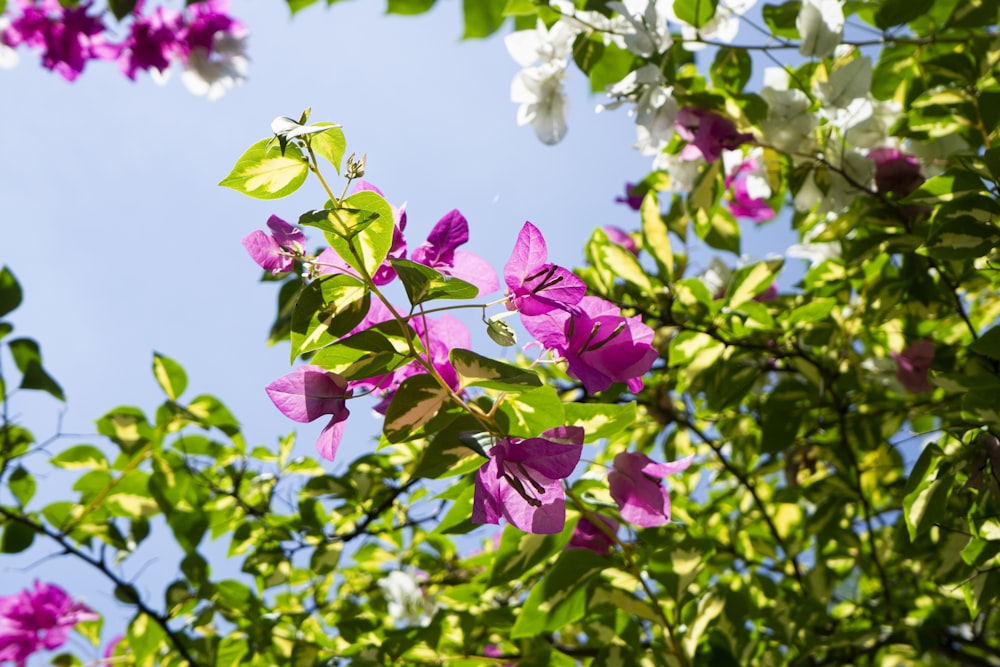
(0, 581, 97, 666)
(0, 0, 247, 97)
(243, 188, 689, 535)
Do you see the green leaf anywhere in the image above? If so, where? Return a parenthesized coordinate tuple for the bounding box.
(726, 259, 782, 308)
(308, 122, 347, 174)
(971, 325, 1000, 361)
(107, 0, 138, 20)
(290, 274, 369, 360)
(387, 0, 436, 14)
(587, 42, 636, 93)
(510, 548, 607, 637)
(7, 338, 64, 400)
(324, 190, 395, 280)
(152, 352, 187, 401)
(383, 374, 450, 443)
(922, 216, 1000, 260)
(781, 298, 836, 326)
(216, 635, 249, 667)
(572, 33, 604, 74)
(711, 47, 752, 93)
(495, 385, 566, 437)
(902, 443, 950, 540)
(463, 0, 507, 38)
(641, 192, 674, 282)
(903, 169, 986, 204)
(503, 0, 537, 14)
(286, 0, 320, 14)
(762, 1, 801, 39)
(0, 266, 23, 318)
(218, 138, 308, 200)
(760, 379, 809, 454)
(8, 466, 35, 505)
(592, 230, 655, 295)
(390, 259, 479, 305)
(564, 402, 636, 443)
(450, 349, 541, 391)
(311, 321, 416, 381)
(673, 0, 719, 28)
(434, 482, 477, 534)
(489, 525, 573, 587)
(1, 521, 34, 553)
(874, 0, 935, 29)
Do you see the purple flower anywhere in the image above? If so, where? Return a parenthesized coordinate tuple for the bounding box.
(891, 339, 934, 394)
(0, 581, 98, 666)
(868, 147, 924, 197)
(265, 365, 352, 461)
(523, 296, 658, 394)
(603, 226, 639, 256)
(3, 0, 117, 82)
(724, 156, 775, 223)
(504, 221, 586, 316)
(117, 3, 185, 80)
(609, 451, 693, 527)
(614, 182, 643, 210)
(472, 426, 584, 534)
(568, 514, 619, 554)
(241, 214, 306, 274)
(675, 106, 754, 163)
(410, 209, 500, 295)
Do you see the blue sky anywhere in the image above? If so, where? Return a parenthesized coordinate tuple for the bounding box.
(0, 1, 791, 658)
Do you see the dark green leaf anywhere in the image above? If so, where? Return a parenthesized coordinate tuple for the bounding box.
(761, 380, 810, 454)
(489, 525, 572, 587)
(311, 321, 416, 381)
(762, 1, 801, 38)
(874, 0, 934, 29)
(510, 548, 607, 637)
(711, 47, 752, 94)
(971, 325, 1000, 361)
(7, 338, 64, 400)
(0, 266, 22, 318)
(107, 0, 138, 20)
(572, 33, 604, 74)
(1, 520, 34, 553)
(922, 216, 1000, 260)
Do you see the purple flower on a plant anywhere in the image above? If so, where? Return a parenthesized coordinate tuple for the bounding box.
(603, 225, 639, 256)
(609, 451, 693, 527)
(3, 0, 117, 82)
(410, 209, 500, 295)
(614, 182, 643, 210)
(241, 214, 306, 274)
(676, 106, 754, 163)
(265, 365, 352, 461)
(568, 514, 619, 554)
(522, 296, 658, 394)
(0, 581, 98, 667)
(868, 147, 924, 197)
(891, 339, 934, 394)
(504, 221, 586, 316)
(117, 3, 185, 80)
(724, 155, 775, 223)
(472, 426, 584, 534)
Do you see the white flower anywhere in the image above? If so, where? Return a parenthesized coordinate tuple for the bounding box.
(667, 0, 759, 50)
(654, 151, 704, 191)
(378, 570, 437, 627)
(607, 0, 672, 57)
(786, 223, 841, 266)
(723, 147, 772, 200)
(816, 56, 872, 110)
(512, 61, 569, 144)
(761, 85, 816, 155)
(0, 18, 18, 70)
(843, 100, 902, 149)
(182, 28, 249, 100)
(797, 0, 844, 58)
(599, 65, 677, 157)
(793, 149, 873, 214)
(505, 18, 577, 67)
(701, 257, 733, 296)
